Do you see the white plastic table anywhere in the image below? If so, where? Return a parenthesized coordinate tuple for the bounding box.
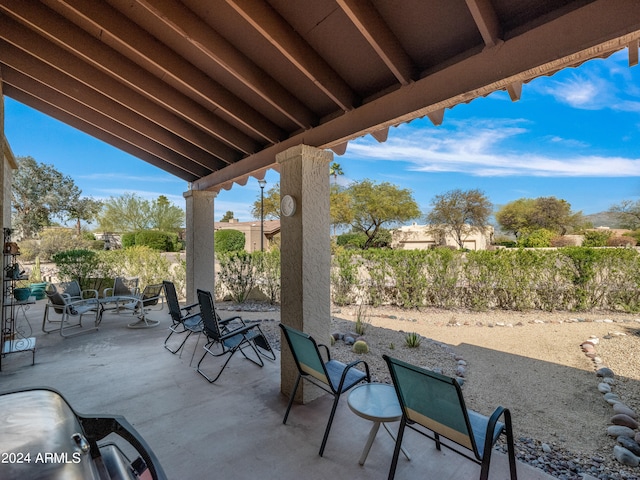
(347, 383, 411, 466)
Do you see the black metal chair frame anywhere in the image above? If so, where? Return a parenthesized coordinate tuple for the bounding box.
(279, 323, 370, 457)
(163, 280, 202, 355)
(383, 355, 517, 480)
(195, 289, 265, 383)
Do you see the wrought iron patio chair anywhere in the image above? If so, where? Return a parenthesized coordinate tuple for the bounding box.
(163, 280, 202, 355)
(195, 289, 264, 383)
(117, 283, 164, 329)
(279, 323, 370, 456)
(42, 282, 102, 337)
(383, 355, 517, 480)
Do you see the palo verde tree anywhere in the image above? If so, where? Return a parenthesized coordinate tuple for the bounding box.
(12, 156, 86, 238)
(426, 188, 493, 249)
(333, 179, 421, 249)
(97, 193, 184, 232)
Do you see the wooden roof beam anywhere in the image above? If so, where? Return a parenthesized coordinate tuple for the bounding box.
(0, 1, 260, 155)
(136, 0, 317, 130)
(336, 0, 414, 86)
(464, 0, 502, 48)
(0, 22, 241, 165)
(226, 0, 358, 110)
(1, 57, 228, 172)
(3, 83, 204, 181)
(46, 0, 285, 145)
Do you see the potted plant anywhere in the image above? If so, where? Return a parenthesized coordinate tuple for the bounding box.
(29, 256, 47, 300)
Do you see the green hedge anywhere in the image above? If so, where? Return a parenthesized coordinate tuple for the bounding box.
(122, 230, 178, 251)
(214, 229, 245, 253)
(330, 247, 640, 312)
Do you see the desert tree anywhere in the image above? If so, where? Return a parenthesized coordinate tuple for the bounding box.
(426, 188, 493, 249)
(496, 196, 584, 237)
(609, 199, 640, 230)
(66, 196, 103, 236)
(334, 179, 421, 249)
(251, 182, 281, 220)
(219, 210, 235, 222)
(12, 156, 82, 238)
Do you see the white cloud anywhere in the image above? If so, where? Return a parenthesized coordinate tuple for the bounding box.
(344, 122, 640, 178)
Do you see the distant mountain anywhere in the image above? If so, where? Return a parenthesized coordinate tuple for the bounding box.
(584, 211, 623, 229)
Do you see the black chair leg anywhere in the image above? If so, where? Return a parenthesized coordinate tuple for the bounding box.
(283, 375, 301, 424)
(319, 393, 341, 457)
(388, 416, 407, 480)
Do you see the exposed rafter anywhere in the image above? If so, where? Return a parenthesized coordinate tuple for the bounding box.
(46, 0, 286, 145)
(225, 0, 358, 111)
(0, 4, 261, 156)
(465, 0, 502, 48)
(336, 0, 414, 85)
(136, 0, 317, 130)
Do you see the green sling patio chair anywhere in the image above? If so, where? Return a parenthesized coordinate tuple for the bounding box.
(195, 289, 265, 383)
(163, 280, 202, 355)
(383, 355, 517, 480)
(279, 323, 371, 457)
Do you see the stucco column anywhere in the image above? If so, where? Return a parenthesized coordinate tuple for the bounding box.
(277, 144, 333, 402)
(183, 189, 216, 304)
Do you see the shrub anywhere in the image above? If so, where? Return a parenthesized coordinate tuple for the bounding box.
(352, 340, 369, 354)
(254, 248, 281, 304)
(217, 251, 256, 302)
(121, 232, 136, 248)
(215, 229, 245, 253)
(517, 229, 554, 248)
(99, 246, 172, 288)
(404, 332, 421, 348)
(336, 232, 367, 249)
(608, 236, 637, 247)
(583, 230, 612, 247)
(135, 230, 176, 251)
(52, 249, 107, 290)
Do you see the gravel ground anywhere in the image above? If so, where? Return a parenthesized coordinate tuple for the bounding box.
(222, 303, 640, 480)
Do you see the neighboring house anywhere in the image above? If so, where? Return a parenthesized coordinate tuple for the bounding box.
(391, 223, 494, 251)
(215, 218, 280, 252)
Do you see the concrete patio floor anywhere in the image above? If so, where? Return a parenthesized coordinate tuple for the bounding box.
(0, 299, 556, 480)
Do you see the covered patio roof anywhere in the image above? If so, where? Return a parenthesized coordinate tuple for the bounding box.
(1, 0, 639, 192)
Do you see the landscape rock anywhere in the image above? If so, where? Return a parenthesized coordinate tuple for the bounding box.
(617, 436, 640, 456)
(596, 367, 614, 378)
(613, 403, 638, 419)
(607, 425, 636, 438)
(611, 413, 639, 429)
(613, 445, 640, 467)
(598, 382, 611, 393)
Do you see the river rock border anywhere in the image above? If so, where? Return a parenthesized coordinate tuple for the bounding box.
(580, 337, 640, 470)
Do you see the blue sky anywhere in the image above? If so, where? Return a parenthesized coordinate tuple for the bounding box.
(4, 49, 640, 225)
